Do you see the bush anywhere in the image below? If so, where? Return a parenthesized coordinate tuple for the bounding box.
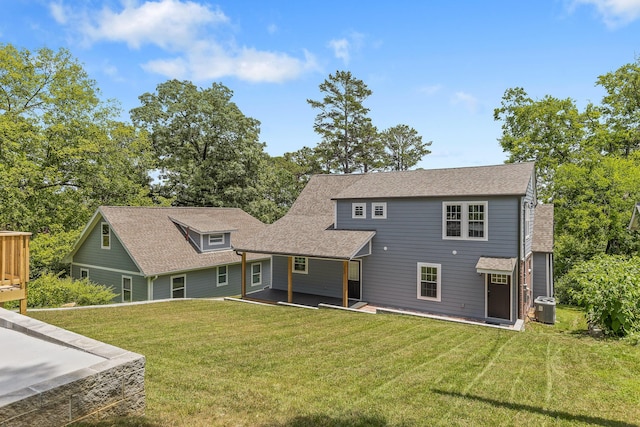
(11, 273, 117, 308)
(559, 255, 640, 337)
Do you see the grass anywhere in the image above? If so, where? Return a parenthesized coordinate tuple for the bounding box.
(30, 301, 640, 427)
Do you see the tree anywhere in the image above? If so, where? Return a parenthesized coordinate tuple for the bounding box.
(307, 71, 373, 173)
(131, 79, 265, 208)
(0, 44, 155, 274)
(552, 153, 640, 276)
(493, 87, 596, 194)
(380, 124, 431, 171)
(597, 59, 640, 157)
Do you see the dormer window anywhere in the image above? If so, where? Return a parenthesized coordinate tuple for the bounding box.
(208, 234, 224, 245)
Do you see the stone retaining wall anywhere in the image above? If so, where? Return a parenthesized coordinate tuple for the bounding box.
(0, 308, 145, 426)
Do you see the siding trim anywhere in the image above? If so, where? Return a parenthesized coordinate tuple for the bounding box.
(72, 262, 143, 277)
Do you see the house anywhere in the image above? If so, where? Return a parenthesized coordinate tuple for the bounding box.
(235, 162, 554, 325)
(531, 203, 554, 299)
(65, 207, 270, 302)
(629, 203, 640, 231)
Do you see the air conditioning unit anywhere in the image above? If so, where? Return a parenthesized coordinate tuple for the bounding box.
(534, 296, 556, 324)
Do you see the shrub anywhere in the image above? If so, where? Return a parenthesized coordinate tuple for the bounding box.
(560, 255, 640, 337)
(19, 273, 117, 308)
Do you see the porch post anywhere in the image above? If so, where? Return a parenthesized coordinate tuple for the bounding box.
(287, 256, 293, 303)
(241, 252, 247, 298)
(342, 260, 348, 307)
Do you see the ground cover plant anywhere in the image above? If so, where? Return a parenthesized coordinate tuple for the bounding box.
(30, 301, 640, 426)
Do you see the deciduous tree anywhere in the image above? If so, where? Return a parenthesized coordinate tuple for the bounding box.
(131, 79, 265, 208)
(380, 124, 431, 171)
(0, 44, 155, 274)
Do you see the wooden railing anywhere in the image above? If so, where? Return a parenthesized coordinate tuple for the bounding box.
(0, 231, 31, 314)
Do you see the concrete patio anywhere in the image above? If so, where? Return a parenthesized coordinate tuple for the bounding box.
(0, 308, 146, 426)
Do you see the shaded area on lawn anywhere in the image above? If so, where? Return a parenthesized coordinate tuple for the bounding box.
(262, 411, 390, 427)
(432, 390, 638, 427)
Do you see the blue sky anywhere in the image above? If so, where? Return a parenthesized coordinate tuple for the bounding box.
(2, 0, 640, 169)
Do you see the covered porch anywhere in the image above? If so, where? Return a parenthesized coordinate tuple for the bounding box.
(0, 231, 31, 314)
(244, 287, 364, 308)
(240, 254, 358, 308)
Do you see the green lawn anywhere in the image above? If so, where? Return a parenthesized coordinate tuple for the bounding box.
(30, 301, 640, 427)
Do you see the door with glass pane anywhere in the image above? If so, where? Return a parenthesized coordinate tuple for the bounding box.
(348, 260, 361, 300)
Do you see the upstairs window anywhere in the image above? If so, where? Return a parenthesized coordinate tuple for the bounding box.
(209, 234, 224, 245)
(352, 203, 366, 219)
(101, 222, 111, 249)
(293, 256, 308, 274)
(443, 202, 488, 240)
(372, 202, 387, 219)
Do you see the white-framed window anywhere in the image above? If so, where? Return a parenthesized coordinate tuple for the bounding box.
(292, 256, 308, 274)
(525, 204, 532, 239)
(417, 262, 441, 302)
(352, 203, 366, 219)
(80, 268, 89, 279)
(490, 273, 509, 285)
(442, 202, 488, 240)
(209, 234, 224, 245)
(171, 275, 186, 298)
(217, 265, 228, 287)
(122, 276, 132, 303)
(251, 262, 262, 286)
(372, 202, 387, 219)
(101, 222, 111, 249)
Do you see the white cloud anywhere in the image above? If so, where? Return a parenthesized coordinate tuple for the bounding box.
(328, 31, 365, 65)
(328, 38, 350, 64)
(49, 2, 67, 24)
(52, 0, 316, 83)
(451, 91, 479, 114)
(570, 0, 640, 28)
(267, 23, 278, 35)
(81, 0, 228, 50)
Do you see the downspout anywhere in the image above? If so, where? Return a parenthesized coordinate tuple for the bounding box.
(518, 197, 524, 321)
(147, 276, 158, 300)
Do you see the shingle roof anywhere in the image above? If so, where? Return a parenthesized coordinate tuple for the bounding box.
(75, 207, 267, 276)
(475, 257, 517, 273)
(235, 174, 375, 259)
(237, 162, 536, 259)
(333, 162, 535, 199)
(532, 204, 554, 253)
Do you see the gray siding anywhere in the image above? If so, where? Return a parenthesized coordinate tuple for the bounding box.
(176, 225, 231, 252)
(334, 197, 520, 322)
(70, 265, 147, 302)
(522, 174, 536, 258)
(271, 256, 344, 298)
(532, 252, 553, 298)
(201, 232, 232, 252)
(152, 259, 271, 299)
(72, 218, 140, 273)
